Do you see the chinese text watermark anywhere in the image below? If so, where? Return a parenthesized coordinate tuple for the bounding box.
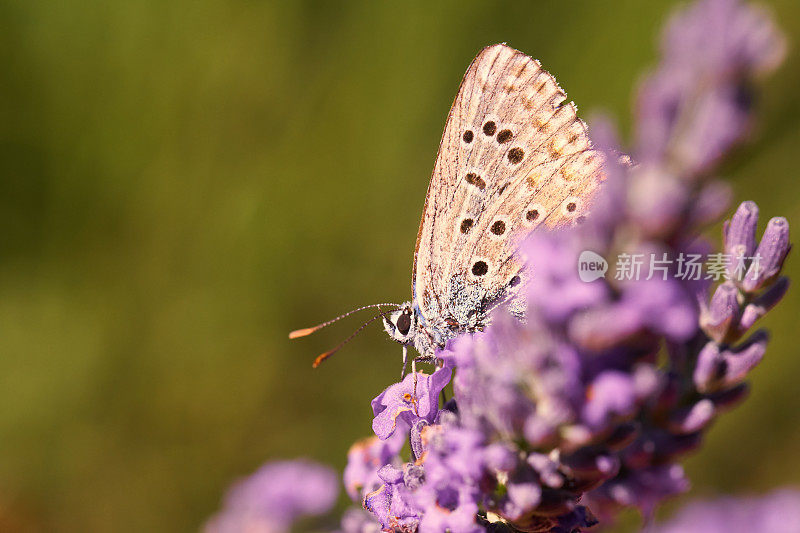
(578, 251, 763, 282)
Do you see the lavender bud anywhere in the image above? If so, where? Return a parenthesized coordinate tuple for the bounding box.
(742, 217, 791, 293)
(667, 399, 715, 434)
(724, 200, 759, 258)
(696, 332, 767, 394)
(693, 342, 723, 394)
(720, 332, 768, 388)
(700, 281, 741, 343)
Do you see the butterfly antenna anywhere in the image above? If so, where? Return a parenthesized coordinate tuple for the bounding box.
(312, 309, 389, 368)
(288, 303, 401, 339)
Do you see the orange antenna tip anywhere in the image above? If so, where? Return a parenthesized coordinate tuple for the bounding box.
(312, 350, 335, 368)
(289, 327, 318, 339)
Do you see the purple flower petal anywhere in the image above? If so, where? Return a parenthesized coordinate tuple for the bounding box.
(371, 367, 452, 440)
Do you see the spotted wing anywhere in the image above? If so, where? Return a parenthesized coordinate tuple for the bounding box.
(412, 43, 605, 327)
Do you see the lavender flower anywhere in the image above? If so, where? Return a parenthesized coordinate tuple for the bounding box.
(204, 460, 338, 533)
(355, 0, 789, 531)
(652, 489, 800, 533)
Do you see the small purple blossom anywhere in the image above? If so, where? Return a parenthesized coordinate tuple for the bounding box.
(204, 459, 338, 533)
(363, 463, 424, 532)
(371, 368, 452, 440)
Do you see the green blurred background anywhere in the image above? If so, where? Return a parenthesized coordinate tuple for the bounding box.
(1, 0, 798, 531)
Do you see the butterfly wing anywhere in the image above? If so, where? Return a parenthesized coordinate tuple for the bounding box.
(412, 44, 605, 328)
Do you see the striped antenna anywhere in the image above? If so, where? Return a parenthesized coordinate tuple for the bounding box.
(311, 309, 390, 368)
(289, 303, 401, 339)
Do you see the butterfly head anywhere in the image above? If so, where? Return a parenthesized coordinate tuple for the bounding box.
(382, 302, 418, 346)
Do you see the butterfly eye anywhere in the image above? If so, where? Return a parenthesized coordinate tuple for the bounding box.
(397, 311, 411, 336)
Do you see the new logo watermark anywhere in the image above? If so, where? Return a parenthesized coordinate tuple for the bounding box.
(576, 251, 763, 282)
(577, 250, 608, 282)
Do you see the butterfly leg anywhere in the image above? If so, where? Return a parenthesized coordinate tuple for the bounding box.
(401, 346, 408, 379)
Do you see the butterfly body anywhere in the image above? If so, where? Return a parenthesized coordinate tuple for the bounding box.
(383, 44, 606, 359)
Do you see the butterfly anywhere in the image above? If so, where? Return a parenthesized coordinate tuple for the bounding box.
(292, 44, 605, 374)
